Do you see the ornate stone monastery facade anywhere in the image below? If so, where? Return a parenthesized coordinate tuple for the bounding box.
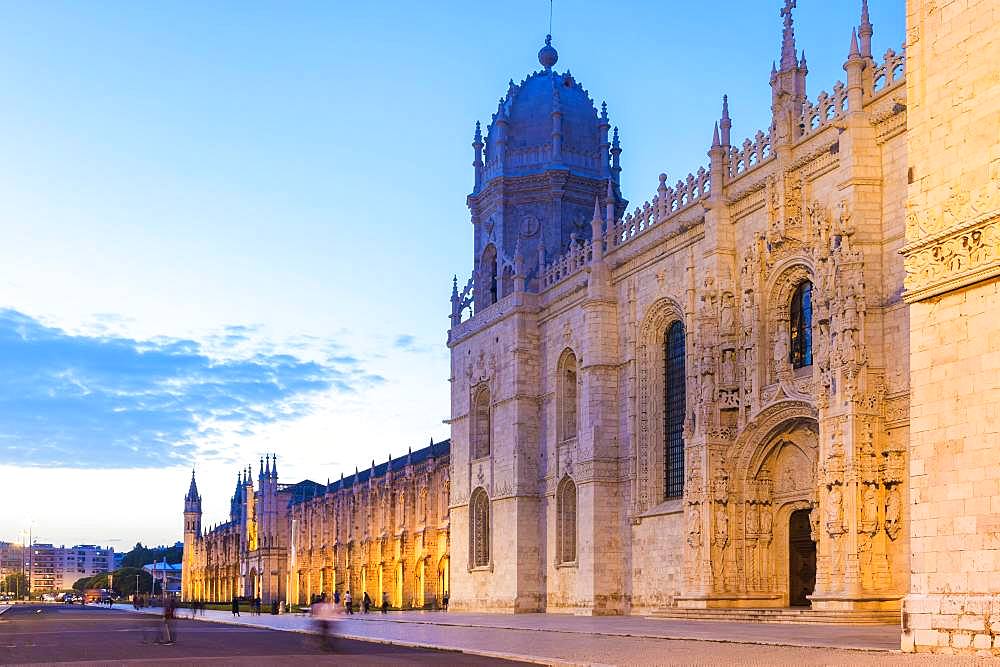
(181, 441, 451, 609)
(448, 2, 913, 619)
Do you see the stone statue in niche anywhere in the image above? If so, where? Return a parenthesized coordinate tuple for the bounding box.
(687, 504, 703, 549)
(773, 330, 789, 370)
(861, 484, 879, 534)
(885, 487, 902, 540)
(746, 501, 760, 535)
(711, 505, 729, 586)
(721, 349, 736, 385)
(741, 290, 755, 341)
(720, 292, 736, 335)
(760, 503, 773, 537)
(826, 485, 844, 535)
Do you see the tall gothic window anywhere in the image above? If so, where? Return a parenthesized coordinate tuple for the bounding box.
(481, 245, 498, 306)
(789, 281, 813, 369)
(664, 321, 686, 499)
(470, 487, 490, 568)
(471, 386, 491, 459)
(558, 350, 578, 442)
(556, 476, 577, 564)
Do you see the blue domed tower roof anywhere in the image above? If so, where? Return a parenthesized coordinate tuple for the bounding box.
(477, 35, 610, 188)
(465, 36, 625, 303)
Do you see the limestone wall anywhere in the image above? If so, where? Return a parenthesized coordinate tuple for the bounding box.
(902, 0, 1000, 654)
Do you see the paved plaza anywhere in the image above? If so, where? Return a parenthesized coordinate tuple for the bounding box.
(0, 604, 527, 665)
(84, 604, 998, 665)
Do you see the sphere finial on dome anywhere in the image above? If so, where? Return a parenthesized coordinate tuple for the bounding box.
(538, 34, 558, 70)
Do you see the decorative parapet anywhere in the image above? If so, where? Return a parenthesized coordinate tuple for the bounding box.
(609, 168, 710, 248)
(867, 47, 906, 99)
(537, 166, 710, 291)
(902, 178, 1000, 302)
(799, 82, 848, 139)
(541, 239, 593, 289)
(729, 131, 773, 179)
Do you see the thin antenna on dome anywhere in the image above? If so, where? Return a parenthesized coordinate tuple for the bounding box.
(549, 0, 553, 38)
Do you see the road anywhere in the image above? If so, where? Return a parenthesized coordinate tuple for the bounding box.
(0, 604, 530, 665)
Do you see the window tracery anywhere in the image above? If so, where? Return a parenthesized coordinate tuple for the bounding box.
(470, 487, 490, 568)
(471, 385, 492, 459)
(558, 349, 578, 443)
(664, 321, 686, 499)
(790, 281, 813, 369)
(556, 476, 577, 564)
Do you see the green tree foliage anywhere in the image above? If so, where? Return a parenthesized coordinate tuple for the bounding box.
(72, 567, 153, 596)
(2, 572, 28, 595)
(119, 542, 182, 568)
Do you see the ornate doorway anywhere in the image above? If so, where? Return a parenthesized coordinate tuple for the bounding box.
(788, 508, 816, 606)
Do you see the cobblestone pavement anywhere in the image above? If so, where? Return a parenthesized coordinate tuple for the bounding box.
(100, 604, 999, 665)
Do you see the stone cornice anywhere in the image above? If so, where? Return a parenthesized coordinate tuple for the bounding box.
(902, 209, 1000, 303)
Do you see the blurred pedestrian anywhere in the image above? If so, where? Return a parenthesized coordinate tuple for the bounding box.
(362, 591, 371, 614)
(231, 595, 240, 617)
(344, 590, 353, 615)
(381, 592, 389, 614)
(159, 596, 177, 645)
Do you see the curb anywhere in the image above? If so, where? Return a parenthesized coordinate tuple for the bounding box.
(0, 605, 11, 616)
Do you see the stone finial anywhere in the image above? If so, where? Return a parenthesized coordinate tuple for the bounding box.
(600, 101, 608, 122)
(720, 94, 732, 146)
(264, 454, 271, 478)
(799, 50, 808, 72)
(859, 0, 874, 59)
(712, 122, 721, 149)
(473, 121, 482, 145)
(538, 34, 558, 70)
(848, 27, 861, 60)
(779, 0, 798, 70)
(272, 454, 278, 479)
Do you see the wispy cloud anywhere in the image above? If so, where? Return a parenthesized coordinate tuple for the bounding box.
(0, 309, 381, 469)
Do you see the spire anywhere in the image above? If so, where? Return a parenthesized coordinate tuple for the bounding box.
(779, 0, 798, 70)
(720, 94, 732, 146)
(712, 122, 721, 149)
(272, 455, 277, 479)
(848, 27, 861, 60)
(859, 0, 873, 59)
(264, 454, 271, 478)
(606, 178, 616, 227)
(186, 469, 200, 502)
(259, 457, 265, 480)
(473, 121, 482, 144)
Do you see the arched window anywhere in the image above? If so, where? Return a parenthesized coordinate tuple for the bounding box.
(558, 350, 578, 442)
(664, 321, 686, 499)
(556, 476, 577, 564)
(471, 386, 491, 459)
(481, 245, 498, 307)
(470, 488, 490, 568)
(789, 281, 813, 369)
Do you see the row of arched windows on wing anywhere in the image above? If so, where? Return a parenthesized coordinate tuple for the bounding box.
(468, 477, 578, 569)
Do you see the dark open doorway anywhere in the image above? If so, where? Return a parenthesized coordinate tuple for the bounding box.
(788, 508, 816, 607)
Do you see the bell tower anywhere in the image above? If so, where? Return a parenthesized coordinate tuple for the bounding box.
(182, 469, 202, 601)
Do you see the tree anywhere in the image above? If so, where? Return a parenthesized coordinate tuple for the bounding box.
(2, 573, 28, 596)
(73, 567, 153, 597)
(120, 542, 182, 569)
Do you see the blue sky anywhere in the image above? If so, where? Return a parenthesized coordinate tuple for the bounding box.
(0, 1, 904, 548)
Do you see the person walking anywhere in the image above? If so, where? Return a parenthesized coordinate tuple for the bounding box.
(333, 590, 340, 606)
(254, 596, 261, 616)
(362, 591, 371, 614)
(443, 590, 449, 610)
(381, 592, 389, 614)
(344, 590, 353, 615)
(159, 596, 177, 645)
(231, 595, 240, 617)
